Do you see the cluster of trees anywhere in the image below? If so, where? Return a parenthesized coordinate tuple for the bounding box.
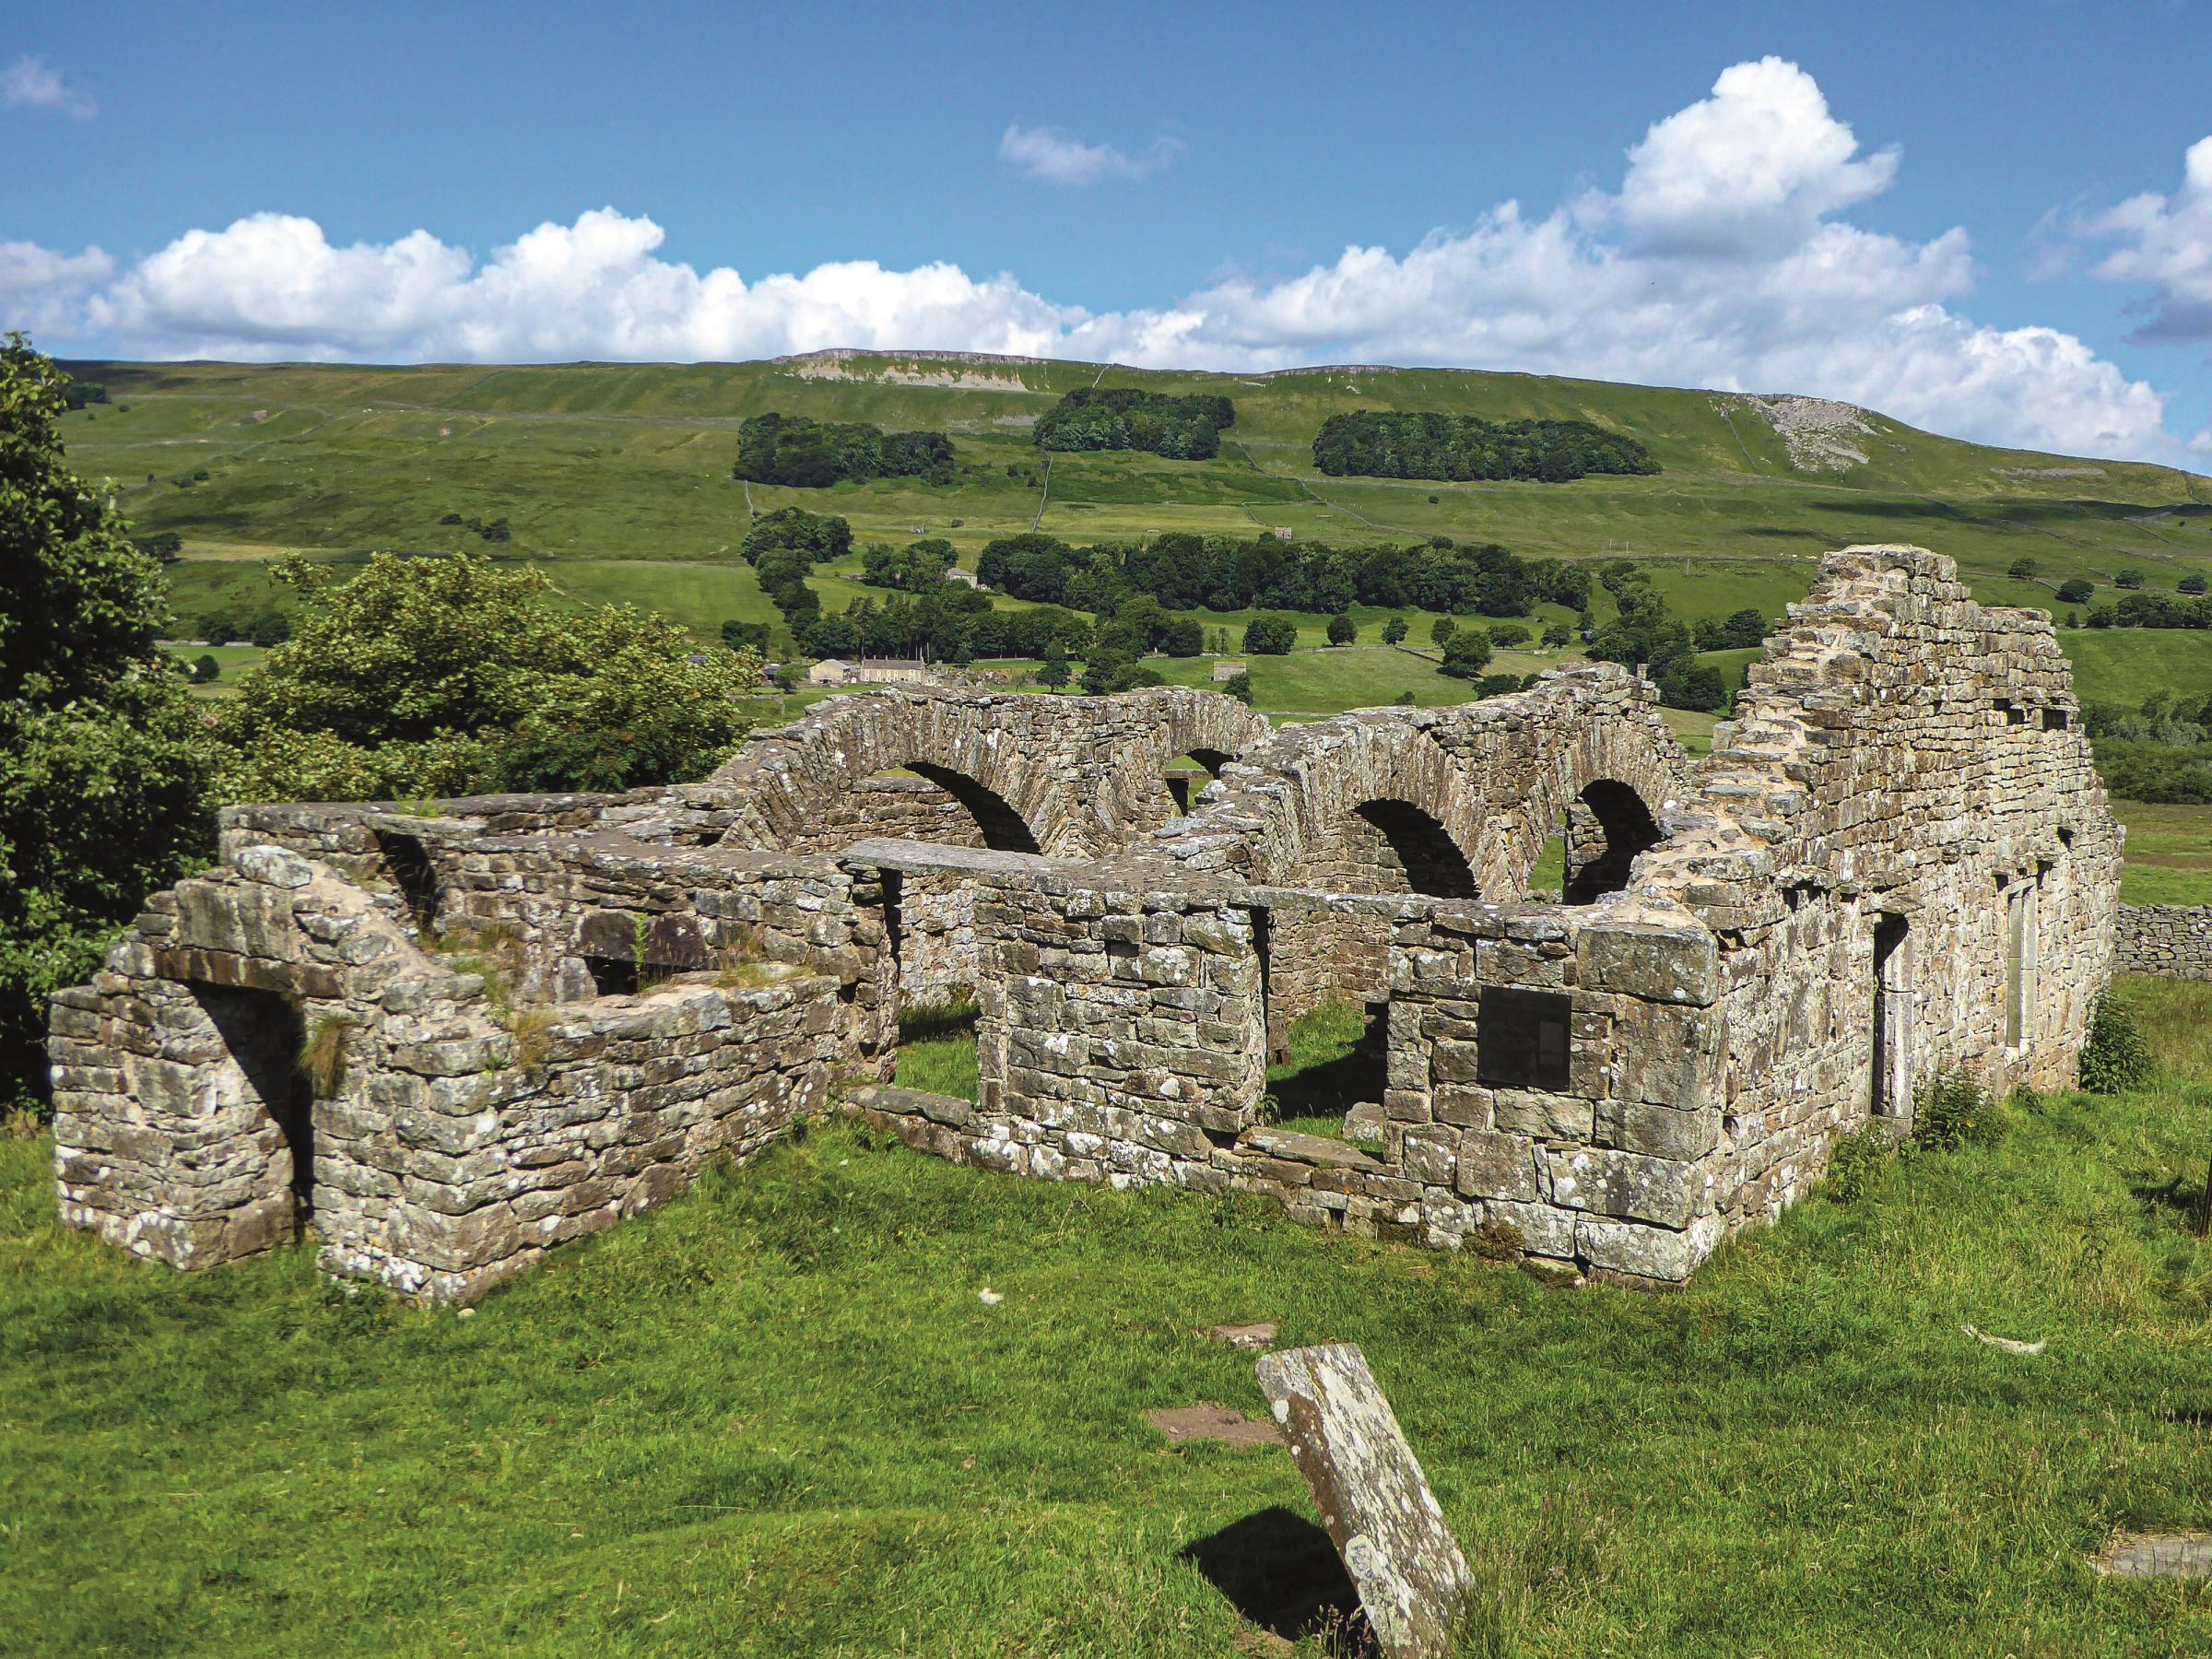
(859, 538, 957, 590)
(978, 531, 1593, 619)
(440, 512, 512, 544)
(2086, 690, 2212, 802)
(1312, 412, 1659, 483)
(733, 414, 954, 488)
(62, 379, 109, 409)
(1580, 561, 1735, 712)
(1033, 388, 1236, 460)
(2083, 591, 2212, 629)
(197, 609, 292, 647)
(743, 507, 851, 565)
(134, 530, 182, 563)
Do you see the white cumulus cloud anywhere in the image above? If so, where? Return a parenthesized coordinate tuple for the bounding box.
(2079, 134, 2212, 347)
(5, 59, 2202, 465)
(997, 123, 1182, 185)
(2, 55, 95, 118)
(0, 240, 114, 334)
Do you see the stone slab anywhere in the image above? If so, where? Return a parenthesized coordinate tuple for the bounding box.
(1253, 1342, 1472, 1659)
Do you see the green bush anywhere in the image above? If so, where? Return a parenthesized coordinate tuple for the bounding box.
(1824, 1123, 1897, 1204)
(1911, 1071, 2005, 1152)
(2080, 990, 2155, 1093)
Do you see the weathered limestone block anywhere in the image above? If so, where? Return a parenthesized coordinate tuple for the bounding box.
(1254, 1343, 1473, 1659)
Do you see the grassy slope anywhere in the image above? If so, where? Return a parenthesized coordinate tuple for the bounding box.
(58, 354, 2212, 708)
(6, 978, 2212, 1655)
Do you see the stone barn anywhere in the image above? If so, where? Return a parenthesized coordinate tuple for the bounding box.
(49, 547, 2124, 1298)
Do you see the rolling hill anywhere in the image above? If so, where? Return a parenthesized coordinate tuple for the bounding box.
(56, 350, 2212, 709)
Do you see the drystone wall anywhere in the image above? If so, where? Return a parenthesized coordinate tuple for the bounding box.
(2117, 904, 2212, 981)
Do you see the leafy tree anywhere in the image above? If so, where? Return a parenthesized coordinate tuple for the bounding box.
(742, 507, 852, 565)
(2182, 574, 2208, 595)
(1430, 616, 1458, 649)
(1472, 672, 1521, 699)
(243, 610, 292, 647)
(1161, 618, 1204, 657)
(1660, 662, 1728, 712)
(2055, 579, 2095, 604)
(198, 610, 237, 645)
(1440, 631, 1494, 679)
(1381, 616, 1408, 645)
(1542, 621, 1573, 648)
(1222, 669, 1254, 706)
(213, 554, 761, 803)
(1037, 643, 1071, 688)
(2114, 569, 2146, 590)
(1326, 613, 1357, 646)
(1242, 615, 1299, 655)
(2007, 558, 2040, 579)
(134, 530, 182, 563)
(0, 334, 217, 1110)
(1488, 622, 1531, 648)
(720, 619, 773, 654)
(192, 654, 219, 684)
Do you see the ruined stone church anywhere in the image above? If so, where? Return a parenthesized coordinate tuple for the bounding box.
(49, 547, 2129, 1297)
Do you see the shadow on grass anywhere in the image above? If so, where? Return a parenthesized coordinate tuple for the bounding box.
(2130, 1169, 2212, 1235)
(1180, 1506, 1373, 1653)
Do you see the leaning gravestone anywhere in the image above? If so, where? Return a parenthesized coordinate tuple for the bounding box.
(1253, 1343, 1472, 1659)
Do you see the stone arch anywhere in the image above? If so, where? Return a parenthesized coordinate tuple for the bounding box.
(1562, 778, 1665, 903)
(707, 687, 1269, 859)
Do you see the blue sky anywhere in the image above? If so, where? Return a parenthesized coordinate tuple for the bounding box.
(4, 0, 2209, 467)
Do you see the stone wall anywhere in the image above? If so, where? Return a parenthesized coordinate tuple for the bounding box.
(48, 545, 2132, 1297)
(2118, 903, 2212, 981)
(50, 817, 894, 1300)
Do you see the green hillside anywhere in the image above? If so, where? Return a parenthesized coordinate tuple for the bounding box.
(60, 350, 2212, 708)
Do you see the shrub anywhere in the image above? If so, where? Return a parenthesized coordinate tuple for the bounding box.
(1487, 622, 1531, 648)
(2007, 558, 2039, 579)
(1825, 1123, 1897, 1204)
(2079, 990, 2154, 1093)
(1381, 617, 1408, 644)
(2183, 574, 2208, 595)
(2056, 579, 2094, 604)
(192, 654, 219, 684)
(1325, 613, 1356, 646)
(1910, 1071, 2004, 1152)
(1222, 670, 1253, 705)
(1439, 631, 1494, 679)
(1241, 615, 1299, 655)
(198, 611, 237, 645)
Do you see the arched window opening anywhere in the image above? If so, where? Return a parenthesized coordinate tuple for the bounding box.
(1562, 780, 1663, 904)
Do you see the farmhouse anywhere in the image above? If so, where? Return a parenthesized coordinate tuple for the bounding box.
(50, 547, 2149, 1299)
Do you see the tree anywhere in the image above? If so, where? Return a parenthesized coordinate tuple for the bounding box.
(720, 619, 772, 654)
(1488, 622, 1531, 648)
(0, 334, 217, 1111)
(213, 554, 762, 803)
(192, 654, 220, 684)
(2115, 569, 2146, 590)
(1381, 617, 1408, 645)
(244, 610, 291, 647)
(2007, 558, 2040, 579)
(1223, 669, 1254, 706)
(2056, 579, 2095, 605)
(198, 610, 237, 645)
(2182, 574, 2208, 595)
(1430, 616, 1458, 649)
(1242, 615, 1299, 655)
(1326, 613, 1357, 646)
(1037, 643, 1071, 689)
(1541, 621, 1573, 648)
(1439, 631, 1494, 679)
(1161, 618, 1204, 657)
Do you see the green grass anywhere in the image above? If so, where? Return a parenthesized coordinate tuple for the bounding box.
(7, 978, 2212, 1653)
(2112, 802, 2212, 905)
(1265, 1000, 1381, 1140)
(51, 355, 2212, 708)
(891, 997, 982, 1100)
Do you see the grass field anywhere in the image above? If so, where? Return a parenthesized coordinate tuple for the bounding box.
(49, 353, 2212, 716)
(6, 977, 2212, 1655)
(2112, 802, 2212, 905)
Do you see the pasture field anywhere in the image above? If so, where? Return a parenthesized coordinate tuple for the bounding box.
(2112, 802, 2212, 905)
(6, 978, 2212, 1655)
